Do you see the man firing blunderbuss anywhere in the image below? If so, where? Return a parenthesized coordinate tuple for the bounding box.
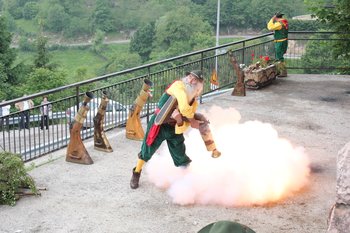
(130, 70, 221, 189)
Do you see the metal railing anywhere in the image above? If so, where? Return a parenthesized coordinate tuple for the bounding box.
(1, 31, 349, 162)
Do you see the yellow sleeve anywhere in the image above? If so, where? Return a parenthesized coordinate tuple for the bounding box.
(267, 18, 282, 30)
(166, 81, 196, 118)
(174, 100, 199, 134)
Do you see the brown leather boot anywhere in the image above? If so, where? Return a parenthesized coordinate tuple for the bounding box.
(130, 168, 141, 189)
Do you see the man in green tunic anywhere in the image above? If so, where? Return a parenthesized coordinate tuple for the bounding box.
(130, 70, 205, 189)
(267, 12, 289, 77)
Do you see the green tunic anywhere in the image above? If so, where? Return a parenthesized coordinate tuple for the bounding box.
(140, 92, 192, 167)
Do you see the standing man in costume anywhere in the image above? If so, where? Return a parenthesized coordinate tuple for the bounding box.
(130, 70, 218, 189)
(267, 12, 289, 77)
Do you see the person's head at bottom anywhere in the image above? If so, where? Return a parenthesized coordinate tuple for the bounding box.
(198, 220, 256, 233)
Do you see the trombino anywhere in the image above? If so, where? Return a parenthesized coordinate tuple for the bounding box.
(126, 78, 153, 140)
(93, 91, 113, 152)
(66, 92, 94, 165)
(155, 96, 221, 158)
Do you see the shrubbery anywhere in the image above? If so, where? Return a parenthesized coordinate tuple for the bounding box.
(0, 152, 38, 206)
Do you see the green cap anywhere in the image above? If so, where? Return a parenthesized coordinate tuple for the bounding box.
(198, 221, 256, 233)
(186, 70, 204, 80)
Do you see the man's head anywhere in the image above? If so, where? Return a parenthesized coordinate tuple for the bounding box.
(186, 70, 204, 82)
(183, 70, 204, 100)
(275, 12, 284, 18)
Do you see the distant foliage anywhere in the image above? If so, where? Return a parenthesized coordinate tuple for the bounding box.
(104, 53, 142, 74)
(301, 35, 349, 74)
(44, 4, 69, 33)
(153, 6, 213, 59)
(90, 0, 115, 33)
(129, 22, 155, 62)
(64, 17, 91, 38)
(3, 0, 312, 40)
(26, 68, 67, 94)
(91, 29, 105, 54)
(0, 16, 20, 100)
(0, 152, 38, 206)
(289, 19, 325, 31)
(34, 36, 50, 68)
(23, 2, 39, 20)
(18, 36, 35, 51)
(306, 0, 350, 60)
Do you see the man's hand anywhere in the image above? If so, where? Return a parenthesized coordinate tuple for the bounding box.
(189, 118, 203, 129)
(171, 109, 183, 126)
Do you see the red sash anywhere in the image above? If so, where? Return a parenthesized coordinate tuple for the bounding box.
(145, 81, 178, 146)
(146, 108, 161, 146)
(146, 124, 160, 146)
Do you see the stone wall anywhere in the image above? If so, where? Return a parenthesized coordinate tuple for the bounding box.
(327, 142, 350, 232)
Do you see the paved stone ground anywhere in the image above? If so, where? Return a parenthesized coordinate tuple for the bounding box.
(1, 74, 349, 233)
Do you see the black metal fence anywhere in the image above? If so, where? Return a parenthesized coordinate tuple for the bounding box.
(1, 31, 349, 162)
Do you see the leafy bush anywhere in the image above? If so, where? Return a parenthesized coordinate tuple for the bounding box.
(19, 36, 35, 52)
(288, 19, 325, 31)
(301, 35, 350, 74)
(23, 2, 39, 20)
(0, 152, 38, 206)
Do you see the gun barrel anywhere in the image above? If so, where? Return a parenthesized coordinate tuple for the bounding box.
(66, 91, 94, 165)
(126, 79, 153, 140)
(93, 91, 113, 152)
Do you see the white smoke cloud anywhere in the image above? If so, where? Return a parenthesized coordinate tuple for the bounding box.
(146, 106, 310, 206)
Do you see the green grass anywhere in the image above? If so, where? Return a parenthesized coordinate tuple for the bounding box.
(50, 49, 107, 78)
(16, 19, 39, 34)
(16, 43, 130, 82)
(100, 43, 130, 58)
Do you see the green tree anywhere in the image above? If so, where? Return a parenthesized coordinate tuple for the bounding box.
(192, 0, 207, 4)
(72, 67, 88, 83)
(6, 0, 23, 19)
(306, 0, 350, 59)
(0, 16, 17, 99)
(64, 17, 90, 38)
(0, 16, 16, 75)
(302, 39, 334, 74)
(90, 0, 114, 32)
(153, 6, 213, 59)
(23, 1, 39, 20)
(129, 22, 155, 62)
(45, 4, 69, 32)
(49, 0, 86, 17)
(104, 53, 142, 73)
(301, 35, 348, 74)
(18, 36, 34, 51)
(1, 11, 17, 31)
(91, 29, 105, 54)
(25, 68, 67, 94)
(34, 36, 51, 68)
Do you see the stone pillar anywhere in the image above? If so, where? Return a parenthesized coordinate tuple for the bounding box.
(327, 142, 350, 232)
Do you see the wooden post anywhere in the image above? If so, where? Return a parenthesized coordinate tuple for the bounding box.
(228, 51, 246, 96)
